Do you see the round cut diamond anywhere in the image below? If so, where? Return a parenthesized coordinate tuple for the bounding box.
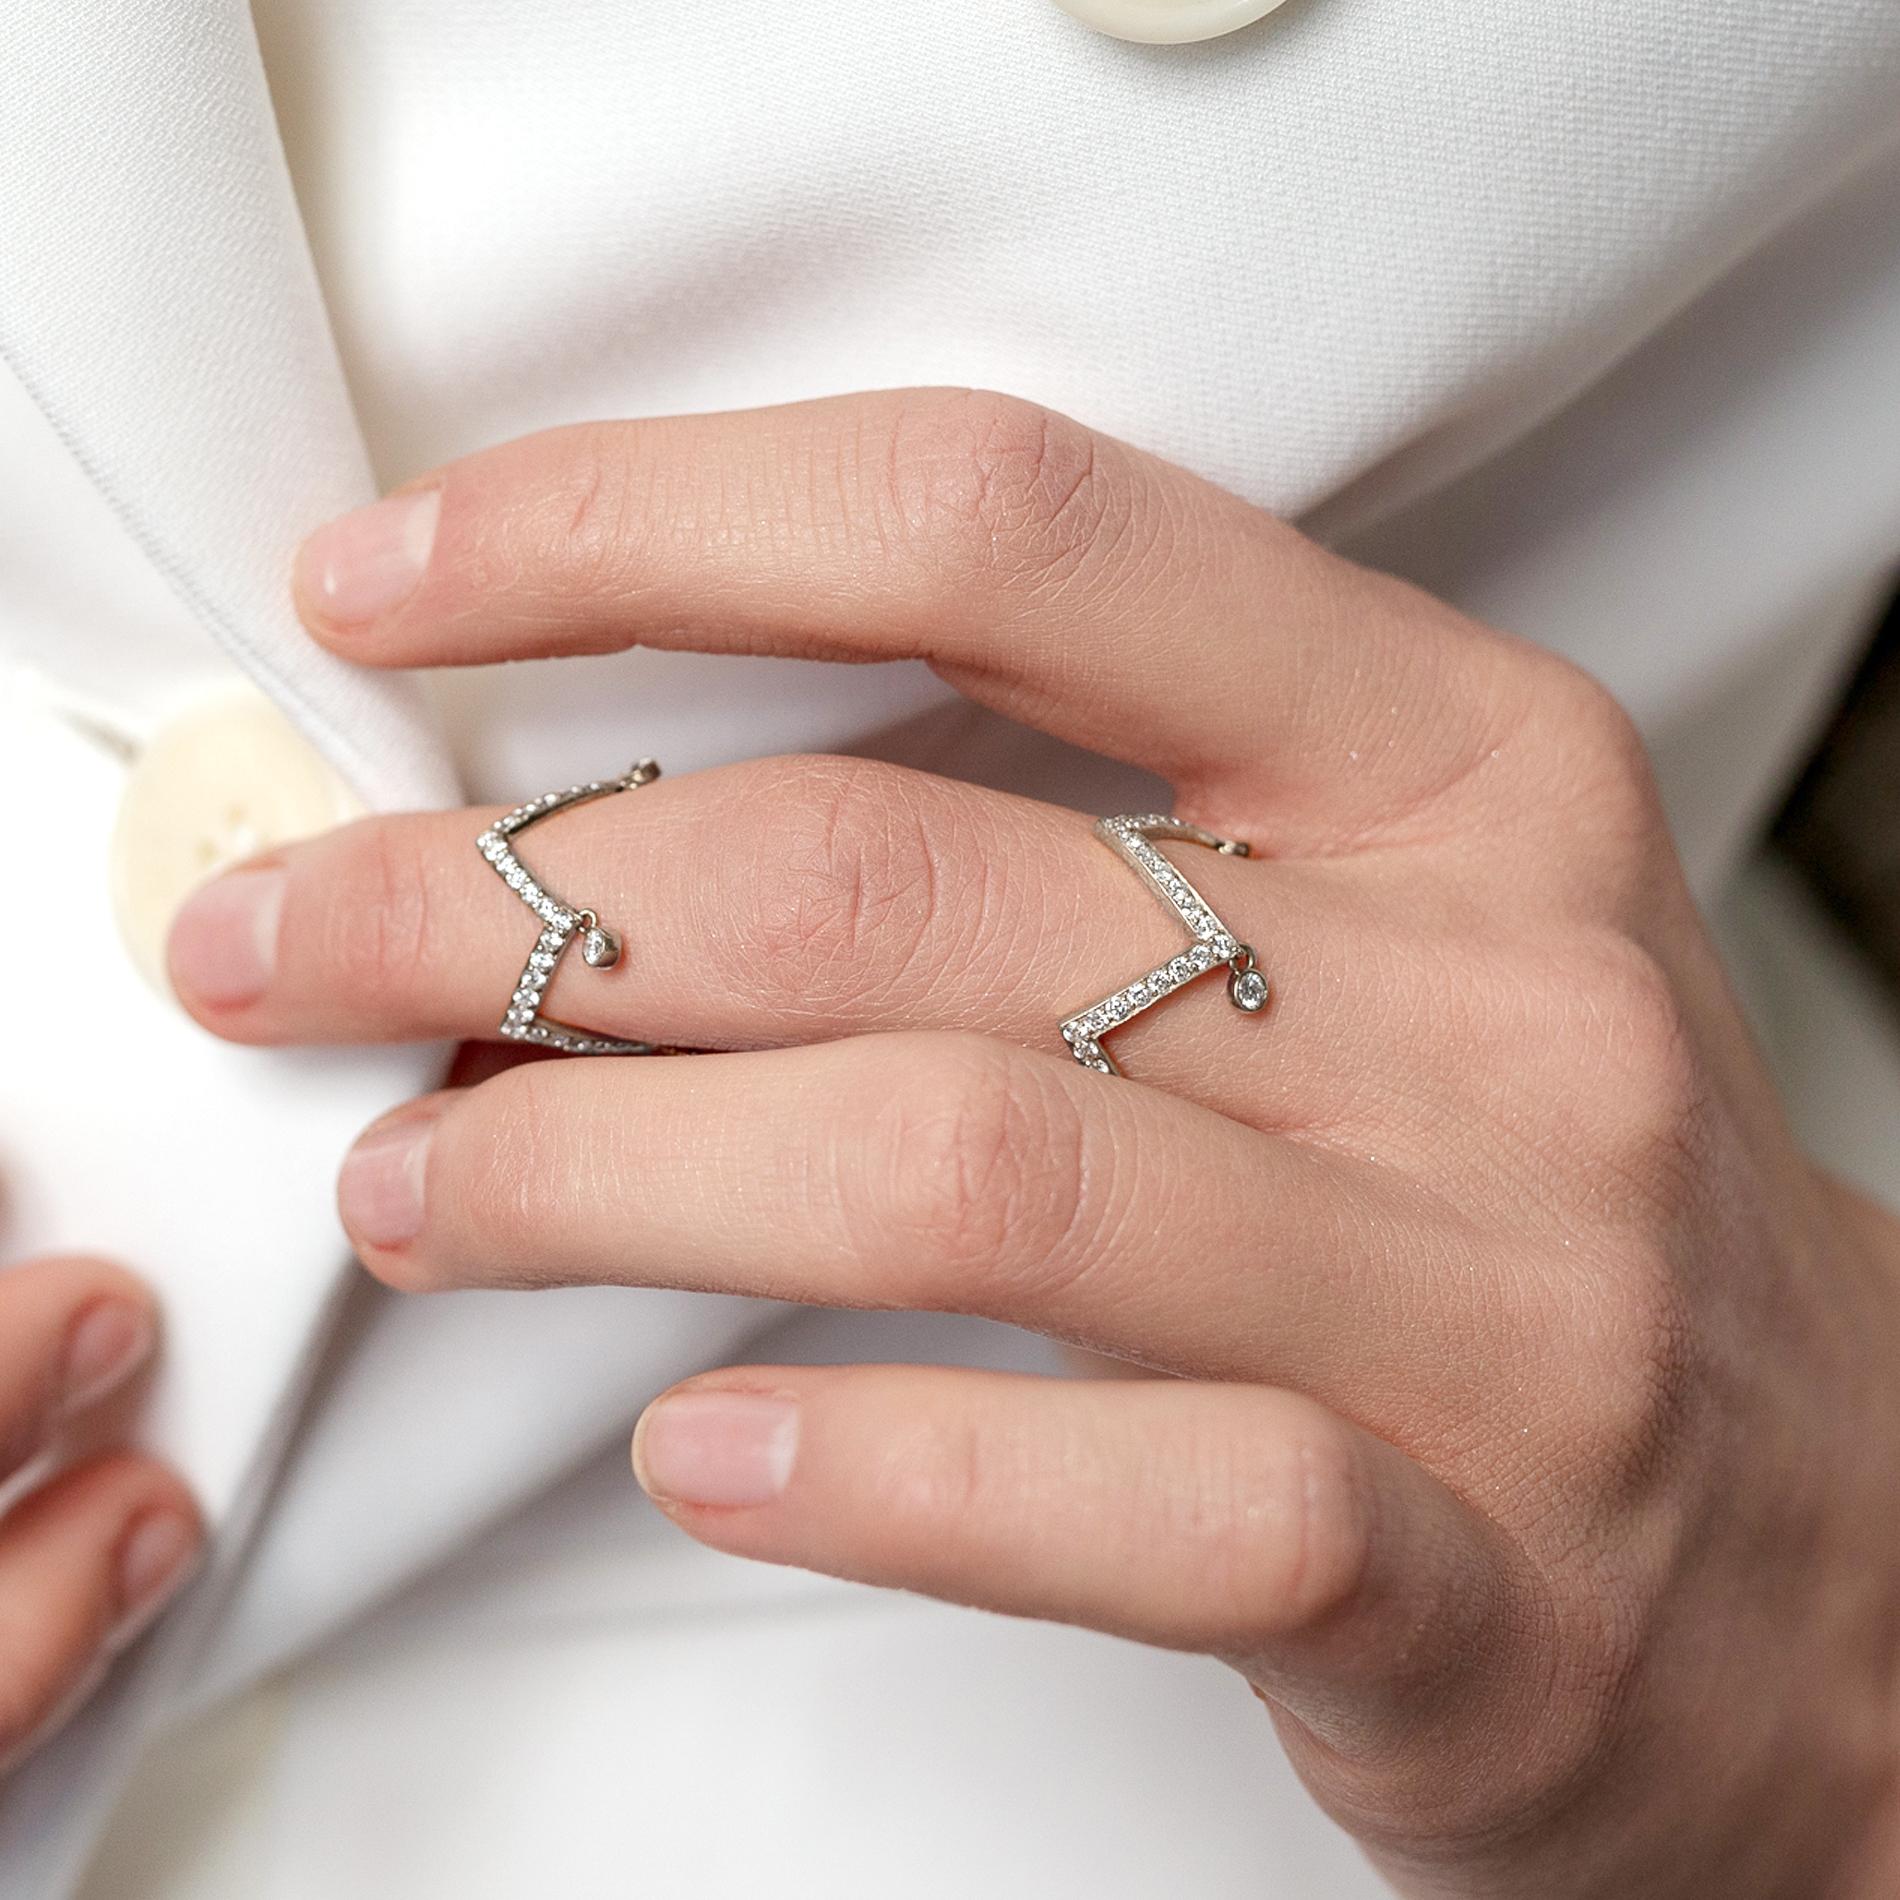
(1230, 968, 1269, 1013)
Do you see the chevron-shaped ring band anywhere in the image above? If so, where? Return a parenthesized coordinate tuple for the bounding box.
(1060, 814, 1269, 1077)
(476, 759, 663, 1055)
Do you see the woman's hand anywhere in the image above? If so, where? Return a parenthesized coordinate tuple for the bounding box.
(171, 390, 1900, 1896)
(0, 1255, 199, 1775)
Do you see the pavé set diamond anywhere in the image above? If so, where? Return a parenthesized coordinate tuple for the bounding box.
(1060, 814, 1268, 1076)
(477, 760, 662, 1056)
(476, 777, 1262, 1072)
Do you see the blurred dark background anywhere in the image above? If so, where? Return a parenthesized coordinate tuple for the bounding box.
(1777, 587, 1900, 1015)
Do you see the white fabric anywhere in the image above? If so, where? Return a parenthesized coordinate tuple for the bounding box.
(0, 0, 453, 813)
(0, 0, 1895, 1891)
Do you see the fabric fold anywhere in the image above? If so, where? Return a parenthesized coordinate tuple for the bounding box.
(0, 3, 452, 1888)
(0, 0, 455, 815)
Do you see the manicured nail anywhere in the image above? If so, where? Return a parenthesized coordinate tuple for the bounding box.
(634, 1391, 799, 1508)
(296, 487, 440, 628)
(167, 866, 286, 1009)
(338, 1112, 436, 1250)
(61, 1300, 156, 1412)
(115, 1509, 200, 1632)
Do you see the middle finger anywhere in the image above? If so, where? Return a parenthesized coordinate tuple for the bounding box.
(169, 756, 1355, 1123)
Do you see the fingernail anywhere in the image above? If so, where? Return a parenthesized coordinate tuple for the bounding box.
(61, 1301, 157, 1412)
(339, 1112, 436, 1250)
(167, 867, 286, 1009)
(634, 1390, 800, 1508)
(115, 1509, 200, 1631)
(296, 487, 440, 628)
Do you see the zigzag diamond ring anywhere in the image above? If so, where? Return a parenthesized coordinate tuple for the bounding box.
(477, 775, 1265, 1076)
(477, 760, 663, 1056)
(1060, 814, 1269, 1077)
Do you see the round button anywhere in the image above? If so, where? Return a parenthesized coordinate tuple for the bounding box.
(110, 685, 363, 996)
(1050, 0, 1288, 43)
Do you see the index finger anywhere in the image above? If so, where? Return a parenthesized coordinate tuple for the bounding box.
(295, 389, 1543, 838)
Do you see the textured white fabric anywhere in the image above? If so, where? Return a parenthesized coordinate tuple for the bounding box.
(0, 0, 453, 812)
(0, 0, 1896, 1891)
(0, 6, 448, 1885)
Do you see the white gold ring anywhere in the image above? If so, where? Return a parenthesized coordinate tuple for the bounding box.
(1061, 814, 1269, 1076)
(476, 759, 662, 1055)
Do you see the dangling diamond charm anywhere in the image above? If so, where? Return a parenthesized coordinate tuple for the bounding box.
(1227, 945, 1269, 1014)
(580, 920, 621, 969)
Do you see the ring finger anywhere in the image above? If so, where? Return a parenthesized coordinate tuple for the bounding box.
(335, 1033, 1514, 1452)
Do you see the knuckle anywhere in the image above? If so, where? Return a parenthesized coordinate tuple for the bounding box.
(1576, 939, 1707, 1200)
(1522, 935, 1706, 1216)
(1563, 1248, 1702, 1503)
(866, 1406, 988, 1558)
(399, 1077, 559, 1291)
(842, 1039, 1095, 1312)
(1409, 1575, 1641, 1857)
(317, 820, 439, 1012)
(1209, 1413, 1375, 1646)
(514, 424, 647, 614)
(463, 1078, 560, 1282)
(1357, 1689, 1622, 1866)
(881, 389, 1132, 602)
(1516, 937, 1711, 1493)
(1525, 663, 1668, 865)
(710, 760, 953, 1019)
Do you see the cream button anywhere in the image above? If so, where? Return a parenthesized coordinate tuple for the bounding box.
(110, 685, 362, 995)
(1051, 0, 1288, 42)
